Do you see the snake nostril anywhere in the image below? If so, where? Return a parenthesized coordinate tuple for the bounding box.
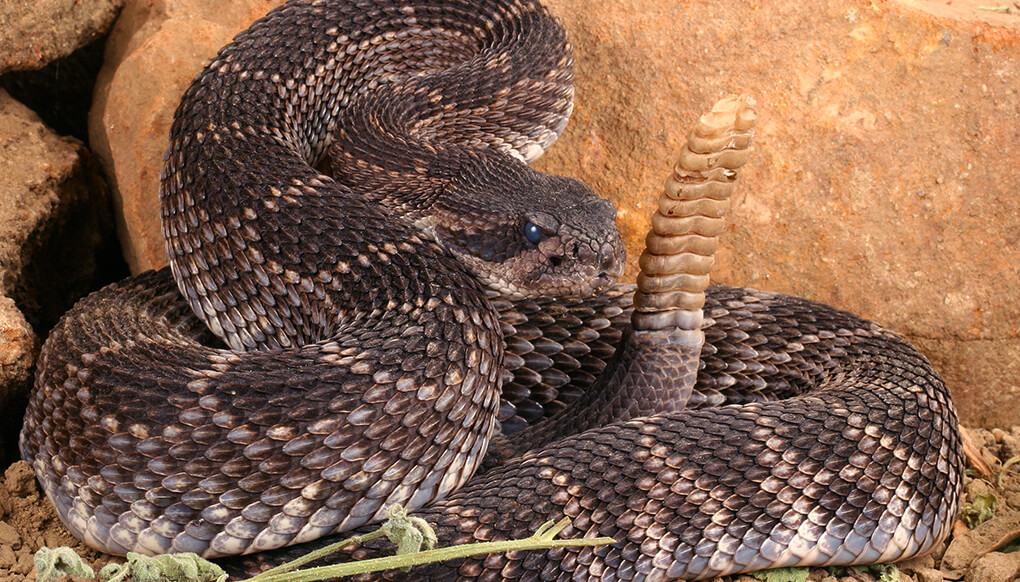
(550, 255, 563, 268)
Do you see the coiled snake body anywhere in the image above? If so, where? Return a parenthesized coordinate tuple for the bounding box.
(20, 0, 964, 579)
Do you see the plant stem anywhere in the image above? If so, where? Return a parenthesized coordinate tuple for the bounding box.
(242, 518, 615, 582)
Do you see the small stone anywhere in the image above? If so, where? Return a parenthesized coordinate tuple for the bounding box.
(0, 544, 15, 569)
(14, 547, 33, 574)
(965, 551, 1020, 582)
(914, 568, 943, 582)
(998, 432, 1020, 460)
(0, 296, 37, 408)
(900, 552, 936, 571)
(42, 532, 66, 550)
(4, 462, 38, 498)
(0, 521, 20, 548)
(964, 479, 996, 502)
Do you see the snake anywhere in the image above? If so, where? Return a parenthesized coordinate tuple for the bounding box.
(19, 0, 965, 579)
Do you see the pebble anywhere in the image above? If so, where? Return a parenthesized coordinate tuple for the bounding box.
(3, 462, 36, 498)
(13, 549, 32, 574)
(963, 478, 996, 501)
(900, 551, 937, 571)
(965, 551, 1020, 582)
(914, 568, 944, 582)
(0, 520, 20, 548)
(0, 544, 15, 569)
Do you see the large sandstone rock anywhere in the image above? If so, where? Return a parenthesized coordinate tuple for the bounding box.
(90, 0, 1020, 427)
(0, 90, 117, 408)
(88, 0, 288, 272)
(0, 0, 125, 74)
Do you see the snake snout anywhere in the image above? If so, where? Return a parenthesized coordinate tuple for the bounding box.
(576, 240, 625, 283)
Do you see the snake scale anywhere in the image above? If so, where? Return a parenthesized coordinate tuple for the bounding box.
(20, 0, 964, 579)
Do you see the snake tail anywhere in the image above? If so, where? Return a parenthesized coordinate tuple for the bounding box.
(480, 96, 757, 464)
(633, 94, 757, 336)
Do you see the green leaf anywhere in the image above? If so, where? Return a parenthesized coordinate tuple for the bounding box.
(34, 546, 95, 582)
(749, 566, 810, 582)
(98, 552, 227, 582)
(962, 492, 998, 528)
(853, 563, 900, 582)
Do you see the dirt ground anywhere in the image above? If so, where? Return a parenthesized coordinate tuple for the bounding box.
(0, 426, 1016, 581)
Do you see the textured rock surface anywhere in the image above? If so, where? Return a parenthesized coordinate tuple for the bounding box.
(0, 90, 118, 407)
(533, 0, 1020, 429)
(88, 0, 288, 272)
(964, 552, 1020, 582)
(89, 0, 1020, 427)
(0, 0, 125, 74)
(1, 39, 107, 144)
(0, 298, 37, 412)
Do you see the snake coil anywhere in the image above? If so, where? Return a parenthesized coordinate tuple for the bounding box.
(21, 0, 963, 579)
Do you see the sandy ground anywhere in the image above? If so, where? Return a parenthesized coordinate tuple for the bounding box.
(0, 426, 1018, 581)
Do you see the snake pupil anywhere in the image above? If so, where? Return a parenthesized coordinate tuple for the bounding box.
(524, 221, 543, 244)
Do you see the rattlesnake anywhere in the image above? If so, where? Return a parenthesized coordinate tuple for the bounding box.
(20, 0, 963, 579)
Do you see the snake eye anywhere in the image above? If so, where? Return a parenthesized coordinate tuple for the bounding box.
(523, 222, 543, 244)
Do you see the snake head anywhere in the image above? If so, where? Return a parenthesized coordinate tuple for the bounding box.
(426, 152, 625, 298)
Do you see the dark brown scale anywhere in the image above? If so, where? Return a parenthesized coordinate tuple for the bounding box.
(21, 0, 962, 578)
(226, 286, 962, 580)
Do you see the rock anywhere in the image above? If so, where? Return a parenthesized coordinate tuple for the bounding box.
(0, 0, 125, 74)
(90, 0, 1020, 427)
(964, 478, 996, 501)
(914, 568, 943, 582)
(536, 0, 1020, 430)
(0, 90, 119, 406)
(3, 462, 36, 498)
(1003, 433, 1020, 463)
(0, 297, 36, 410)
(990, 428, 1020, 460)
(942, 512, 1020, 575)
(1, 38, 107, 144)
(88, 0, 288, 272)
(0, 521, 19, 549)
(900, 552, 937, 572)
(0, 545, 13, 571)
(965, 551, 1020, 582)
